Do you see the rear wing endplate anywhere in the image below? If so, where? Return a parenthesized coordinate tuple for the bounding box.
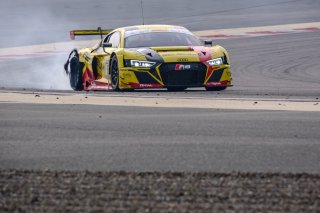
(70, 27, 113, 40)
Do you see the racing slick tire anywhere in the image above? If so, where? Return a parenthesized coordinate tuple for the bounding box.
(69, 56, 83, 91)
(110, 55, 120, 91)
(167, 86, 187, 91)
(205, 86, 227, 91)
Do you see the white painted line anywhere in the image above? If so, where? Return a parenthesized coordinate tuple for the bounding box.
(1, 90, 317, 103)
(0, 92, 319, 112)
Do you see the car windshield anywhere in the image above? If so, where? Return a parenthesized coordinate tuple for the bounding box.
(124, 32, 202, 48)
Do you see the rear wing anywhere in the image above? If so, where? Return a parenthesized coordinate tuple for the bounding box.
(70, 27, 113, 40)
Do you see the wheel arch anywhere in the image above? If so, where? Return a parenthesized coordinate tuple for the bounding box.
(64, 49, 79, 75)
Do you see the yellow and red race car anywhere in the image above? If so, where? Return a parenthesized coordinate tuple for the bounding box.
(64, 25, 232, 91)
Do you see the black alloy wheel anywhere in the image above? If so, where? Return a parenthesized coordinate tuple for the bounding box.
(110, 55, 120, 91)
(69, 56, 83, 91)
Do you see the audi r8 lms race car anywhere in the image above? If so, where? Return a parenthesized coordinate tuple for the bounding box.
(64, 25, 232, 91)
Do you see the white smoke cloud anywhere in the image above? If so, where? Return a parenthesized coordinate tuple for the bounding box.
(0, 2, 78, 90)
(0, 54, 70, 90)
(0, 0, 144, 90)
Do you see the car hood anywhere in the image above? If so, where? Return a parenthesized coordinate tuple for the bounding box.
(130, 46, 213, 63)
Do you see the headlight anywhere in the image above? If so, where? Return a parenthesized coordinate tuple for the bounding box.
(207, 58, 223, 66)
(130, 60, 155, 68)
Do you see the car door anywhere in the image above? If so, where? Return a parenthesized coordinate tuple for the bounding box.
(94, 32, 121, 81)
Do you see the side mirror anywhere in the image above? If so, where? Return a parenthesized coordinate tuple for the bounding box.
(103, 42, 112, 48)
(204, 40, 213, 46)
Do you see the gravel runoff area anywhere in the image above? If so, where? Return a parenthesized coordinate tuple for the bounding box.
(1, 170, 319, 212)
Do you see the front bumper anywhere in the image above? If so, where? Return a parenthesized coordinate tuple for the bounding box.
(119, 62, 232, 89)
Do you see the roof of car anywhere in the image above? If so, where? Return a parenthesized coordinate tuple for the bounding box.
(115, 25, 193, 38)
(121, 25, 187, 31)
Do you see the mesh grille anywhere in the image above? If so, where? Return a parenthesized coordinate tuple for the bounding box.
(159, 63, 207, 86)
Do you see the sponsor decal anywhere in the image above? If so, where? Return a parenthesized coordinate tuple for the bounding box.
(129, 83, 162, 88)
(82, 52, 91, 62)
(206, 80, 229, 86)
(206, 82, 221, 86)
(175, 64, 191, 71)
(139, 84, 157, 88)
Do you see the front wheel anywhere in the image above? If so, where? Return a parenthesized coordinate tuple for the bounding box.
(69, 56, 83, 91)
(205, 86, 227, 91)
(110, 55, 120, 91)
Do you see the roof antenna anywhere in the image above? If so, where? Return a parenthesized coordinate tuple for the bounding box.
(140, 0, 145, 25)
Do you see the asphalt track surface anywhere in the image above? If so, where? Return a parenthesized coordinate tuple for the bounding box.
(0, 0, 320, 173)
(1, 102, 320, 172)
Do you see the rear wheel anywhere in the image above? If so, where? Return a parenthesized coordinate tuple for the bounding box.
(110, 55, 120, 91)
(167, 86, 187, 92)
(92, 57, 99, 79)
(69, 56, 83, 91)
(205, 86, 227, 91)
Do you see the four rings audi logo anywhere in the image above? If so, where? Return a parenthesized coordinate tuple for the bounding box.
(177, 58, 188, 62)
(175, 64, 191, 71)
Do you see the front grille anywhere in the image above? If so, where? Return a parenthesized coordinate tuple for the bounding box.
(159, 63, 207, 86)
